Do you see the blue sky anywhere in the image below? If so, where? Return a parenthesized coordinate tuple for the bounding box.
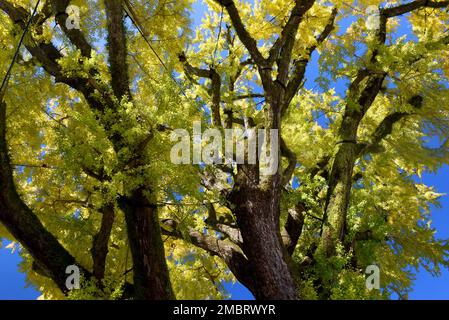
(408, 167, 449, 299)
(0, 246, 40, 300)
(1, 1, 449, 300)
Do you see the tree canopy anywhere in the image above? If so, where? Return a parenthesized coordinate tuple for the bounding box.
(1, 0, 449, 300)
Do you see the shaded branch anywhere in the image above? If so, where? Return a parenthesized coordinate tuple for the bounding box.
(50, 0, 93, 57)
(271, 0, 316, 86)
(357, 112, 409, 156)
(179, 53, 222, 126)
(161, 218, 254, 291)
(281, 202, 306, 255)
(284, 7, 337, 110)
(231, 93, 264, 101)
(382, 0, 449, 18)
(204, 202, 242, 245)
(357, 95, 423, 156)
(105, 0, 131, 100)
(214, 0, 265, 65)
(280, 137, 297, 186)
(91, 205, 115, 281)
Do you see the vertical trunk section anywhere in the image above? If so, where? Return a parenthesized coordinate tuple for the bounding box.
(319, 142, 358, 256)
(91, 205, 115, 281)
(319, 108, 363, 257)
(231, 185, 297, 299)
(119, 189, 174, 300)
(319, 74, 385, 257)
(104, 0, 131, 100)
(229, 100, 297, 299)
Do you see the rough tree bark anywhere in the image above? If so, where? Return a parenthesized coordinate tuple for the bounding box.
(230, 179, 297, 299)
(119, 190, 174, 300)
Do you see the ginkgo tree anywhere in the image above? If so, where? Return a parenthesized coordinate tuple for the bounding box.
(0, 0, 449, 300)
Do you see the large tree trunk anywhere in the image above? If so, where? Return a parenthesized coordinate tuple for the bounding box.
(229, 102, 297, 300)
(119, 189, 174, 300)
(231, 185, 297, 299)
(230, 109, 298, 301)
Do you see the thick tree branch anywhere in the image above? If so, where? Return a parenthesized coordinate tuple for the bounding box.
(0, 102, 91, 293)
(358, 112, 409, 156)
(280, 137, 297, 187)
(231, 93, 264, 101)
(284, 7, 337, 109)
(319, 22, 388, 256)
(105, 0, 132, 100)
(119, 190, 175, 299)
(204, 202, 242, 245)
(357, 95, 423, 156)
(271, 0, 316, 85)
(50, 0, 93, 57)
(161, 219, 254, 291)
(382, 0, 449, 17)
(214, 0, 265, 65)
(281, 202, 306, 255)
(179, 53, 222, 127)
(268, 0, 315, 65)
(213, 1, 275, 97)
(0, 0, 110, 112)
(91, 205, 115, 281)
